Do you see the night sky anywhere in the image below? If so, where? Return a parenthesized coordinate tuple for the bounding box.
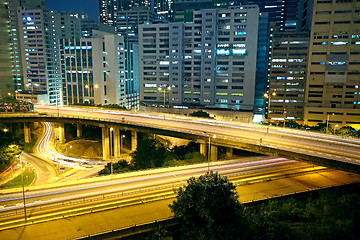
(46, 0, 99, 21)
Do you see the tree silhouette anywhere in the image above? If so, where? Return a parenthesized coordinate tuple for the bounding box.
(170, 172, 248, 240)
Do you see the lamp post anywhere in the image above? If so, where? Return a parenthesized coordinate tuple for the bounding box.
(283, 109, 286, 128)
(120, 134, 125, 156)
(203, 132, 211, 172)
(264, 92, 276, 118)
(27, 83, 39, 103)
(326, 113, 334, 134)
(334, 124, 338, 135)
(109, 127, 113, 158)
(158, 86, 171, 108)
(17, 151, 27, 221)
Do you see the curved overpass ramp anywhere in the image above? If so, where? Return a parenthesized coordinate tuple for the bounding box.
(1, 105, 360, 174)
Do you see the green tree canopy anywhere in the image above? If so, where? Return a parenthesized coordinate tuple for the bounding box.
(170, 172, 248, 240)
(130, 137, 167, 169)
(189, 110, 211, 118)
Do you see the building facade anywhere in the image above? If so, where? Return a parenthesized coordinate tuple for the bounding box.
(253, 12, 270, 123)
(139, 6, 259, 110)
(0, 2, 13, 98)
(60, 30, 128, 106)
(304, 0, 360, 129)
(173, 0, 242, 23)
(4, 0, 45, 98)
(241, 0, 313, 31)
(99, 0, 172, 25)
(268, 30, 309, 123)
(16, 7, 81, 105)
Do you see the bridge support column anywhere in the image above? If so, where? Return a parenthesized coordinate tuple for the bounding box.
(226, 147, 233, 158)
(113, 127, 121, 158)
(58, 122, 65, 143)
(102, 126, 110, 160)
(24, 123, 31, 143)
(32, 122, 39, 129)
(211, 145, 218, 162)
(200, 143, 207, 158)
(76, 124, 82, 138)
(131, 131, 138, 151)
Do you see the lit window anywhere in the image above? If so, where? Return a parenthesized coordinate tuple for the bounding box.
(331, 42, 348, 45)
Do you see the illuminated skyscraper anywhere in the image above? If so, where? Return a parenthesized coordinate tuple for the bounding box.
(139, 6, 259, 110)
(304, 0, 360, 128)
(240, 0, 313, 31)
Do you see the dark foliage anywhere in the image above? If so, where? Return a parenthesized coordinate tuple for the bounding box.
(130, 136, 168, 169)
(98, 159, 133, 175)
(189, 110, 211, 118)
(171, 141, 199, 160)
(170, 172, 248, 240)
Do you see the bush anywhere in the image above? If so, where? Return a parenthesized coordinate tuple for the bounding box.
(189, 110, 211, 118)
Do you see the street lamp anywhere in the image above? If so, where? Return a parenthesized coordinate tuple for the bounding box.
(65, 145, 72, 156)
(264, 92, 276, 117)
(109, 127, 113, 158)
(158, 86, 171, 108)
(334, 124, 338, 135)
(326, 113, 334, 134)
(203, 132, 215, 172)
(283, 109, 286, 128)
(17, 151, 27, 221)
(120, 134, 125, 156)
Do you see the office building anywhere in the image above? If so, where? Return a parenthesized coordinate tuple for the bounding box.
(253, 12, 270, 123)
(139, 6, 259, 110)
(5, 0, 45, 97)
(115, 6, 164, 36)
(267, 30, 309, 123)
(99, 0, 171, 25)
(59, 30, 139, 108)
(241, 0, 313, 31)
(0, 2, 13, 98)
(304, 0, 360, 128)
(16, 7, 81, 105)
(70, 12, 116, 38)
(173, 0, 241, 22)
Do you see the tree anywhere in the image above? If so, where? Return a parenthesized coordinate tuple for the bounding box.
(337, 126, 358, 137)
(311, 123, 327, 133)
(98, 159, 133, 175)
(189, 110, 211, 118)
(170, 172, 248, 240)
(130, 137, 167, 169)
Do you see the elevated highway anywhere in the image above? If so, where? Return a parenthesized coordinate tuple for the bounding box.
(1, 106, 360, 174)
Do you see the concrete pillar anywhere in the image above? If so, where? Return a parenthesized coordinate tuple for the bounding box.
(210, 145, 218, 162)
(113, 127, 120, 158)
(32, 122, 39, 129)
(76, 124, 82, 138)
(131, 131, 138, 151)
(200, 143, 207, 158)
(102, 127, 110, 160)
(58, 122, 65, 143)
(24, 122, 31, 143)
(226, 147, 233, 158)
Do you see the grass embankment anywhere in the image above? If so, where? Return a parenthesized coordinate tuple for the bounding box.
(0, 170, 35, 188)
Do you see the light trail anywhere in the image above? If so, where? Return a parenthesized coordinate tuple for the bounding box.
(0, 158, 297, 205)
(35, 122, 96, 168)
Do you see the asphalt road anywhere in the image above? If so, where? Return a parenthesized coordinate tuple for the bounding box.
(0, 157, 345, 230)
(35, 106, 360, 167)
